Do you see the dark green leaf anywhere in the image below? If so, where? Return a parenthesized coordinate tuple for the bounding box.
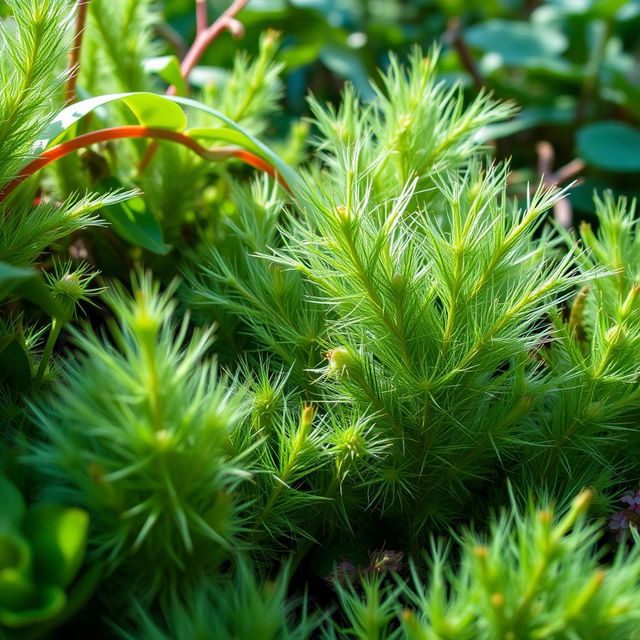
(97, 179, 171, 255)
(465, 19, 567, 65)
(577, 121, 640, 172)
(24, 504, 89, 589)
(0, 336, 32, 392)
(0, 263, 63, 318)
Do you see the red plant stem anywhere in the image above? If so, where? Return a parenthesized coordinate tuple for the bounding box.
(0, 126, 289, 203)
(196, 0, 208, 35)
(140, 0, 248, 171)
(170, 0, 248, 95)
(65, 0, 92, 105)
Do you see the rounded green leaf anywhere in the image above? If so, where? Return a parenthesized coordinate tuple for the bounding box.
(0, 475, 25, 533)
(33, 92, 188, 155)
(0, 584, 66, 628)
(465, 19, 568, 65)
(577, 121, 640, 172)
(0, 569, 35, 612)
(95, 178, 171, 255)
(169, 96, 300, 191)
(0, 262, 64, 318)
(0, 533, 31, 575)
(23, 504, 89, 589)
(143, 56, 187, 96)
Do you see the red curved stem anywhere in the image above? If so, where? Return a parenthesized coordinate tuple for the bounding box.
(0, 125, 289, 203)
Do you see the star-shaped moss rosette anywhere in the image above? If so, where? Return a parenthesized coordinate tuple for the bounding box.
(0, 473, 99, 638)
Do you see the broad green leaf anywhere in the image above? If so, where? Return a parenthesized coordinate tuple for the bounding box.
(30, 563, 103, 637)
(475, 102, 575, 142)
(319, 44, 376, 101)
(143, 56, 187, 96)
(96, 179, 171, 255)
(0, 477, 25, 532)
(465, 19, 567, 65)
(577, 121, 640, 172)
(0, 336, 31, 392)
(24, 504, 89, 589)
(0, 533, 30, 575)
(0, 582, 66, 628)
(187, 127, 263, 154)
(169, 96, 300, 191)
(33, 93, 188, 154)
(549, 0, 628, 17)
(0, 262, 63, 318)
(189, 66, 230, 89)
(0, 568, 34, 611)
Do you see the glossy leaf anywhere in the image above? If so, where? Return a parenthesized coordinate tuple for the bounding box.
(33, 92, 188, 155)
(24, 504, 89, 589)
(0, 262, 63, 318)
(465, 19, 568, 65)
(0, 534, 31, 577)
(0, 582, 66, 629)
(96, 179, 171, 255)
(0, 336, 31, 392)
(577, 121, 640, 172)
(169, 95, 300, 191)
(0, 476, 24, 534)
(143, 56, 187, 96)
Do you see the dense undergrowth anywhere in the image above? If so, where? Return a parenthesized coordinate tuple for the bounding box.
(3, 0, 640, 638)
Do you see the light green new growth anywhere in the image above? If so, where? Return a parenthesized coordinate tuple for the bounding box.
(330, 491, 640, 640)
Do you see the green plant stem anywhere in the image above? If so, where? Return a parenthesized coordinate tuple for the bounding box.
(34, 317, 63, 390)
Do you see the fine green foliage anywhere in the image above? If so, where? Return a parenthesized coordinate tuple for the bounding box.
(185, 51, 588, 535)
(5, 0, 640, 635)
(516, 193, 640, 499)
(27, 274, 251, 601)
(119, 558, 318, 640)
(0, 0, 71, 183)
(328, 490, 640, 640)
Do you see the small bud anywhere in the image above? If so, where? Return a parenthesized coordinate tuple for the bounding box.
(490, 593, 505, 608)
(620, 284, 640, 319)
(573, 488, 594, 514)
(390, 272, 405, 295)
(537, 509, 552, 524)
(594, 569, 606, 587)
(335, 204, 350, 224)
(401, 609, 415, 623)
(263, 28, 281, 48)
(397, 113, 412, 133)
(569, 285, 589, 342)
(473, 545, 488, 559)
(369, 549, 404, 574)
(155, 429, 172, 451)
(605, 324, 625, 346)
(326, 347, 355, 376)
(301, 404, 315, 427)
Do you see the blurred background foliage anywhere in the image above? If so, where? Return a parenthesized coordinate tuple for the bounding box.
(152, 0, 640, 220)
(1, 0, 637, 214)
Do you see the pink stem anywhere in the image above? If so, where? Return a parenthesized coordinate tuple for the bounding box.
(196, 0, 208, 35)
(175, 0, 248, 90)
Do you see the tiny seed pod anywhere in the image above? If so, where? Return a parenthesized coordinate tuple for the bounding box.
(326, 346, 355, 376)
(605, 324, 625, 346)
